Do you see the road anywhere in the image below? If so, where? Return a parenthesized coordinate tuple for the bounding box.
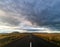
(4, 34, 59, 47)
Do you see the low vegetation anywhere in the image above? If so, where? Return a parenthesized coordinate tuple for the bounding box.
(1, 33, 60, 47)
(0, 33, 28, 47)
(34, 33, 60, 46)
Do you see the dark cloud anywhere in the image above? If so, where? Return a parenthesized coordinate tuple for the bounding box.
(0, 16, 20, 26)
(0, 0, 60, 30)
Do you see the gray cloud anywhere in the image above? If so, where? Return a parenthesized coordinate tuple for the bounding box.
(0, 16, 20, 26)
(0, 0, 60, 30)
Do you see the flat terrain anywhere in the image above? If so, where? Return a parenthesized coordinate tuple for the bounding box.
(34, 33, 60, 46)
(0, 33, 60, 47)
(4, 34, 60, 47)
(0, 33, 28, 47)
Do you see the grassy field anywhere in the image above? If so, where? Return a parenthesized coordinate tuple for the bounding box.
(33, 33, 60, 46)
(0, 33, 28, 47)
(0, 33, 60, 47)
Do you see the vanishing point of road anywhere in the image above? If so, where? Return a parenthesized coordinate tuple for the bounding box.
(4, 34, 60, 47)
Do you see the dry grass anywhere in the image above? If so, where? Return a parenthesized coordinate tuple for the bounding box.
(33, 33, 60, 46)
(1, 33, 60, 47)
(0, 33, 28, 47)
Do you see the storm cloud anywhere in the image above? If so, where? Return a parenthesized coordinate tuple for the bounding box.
(0, 0, 60, 30)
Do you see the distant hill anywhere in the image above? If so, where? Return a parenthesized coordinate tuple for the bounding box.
(11, 31, 20, 34)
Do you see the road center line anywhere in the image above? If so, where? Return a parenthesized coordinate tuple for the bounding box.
(30, 42, 32, 47)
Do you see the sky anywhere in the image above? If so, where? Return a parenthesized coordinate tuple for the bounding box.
(0, 0, 60, 33)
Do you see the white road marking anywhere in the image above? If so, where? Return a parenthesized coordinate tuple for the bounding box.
(30, 42, 32, 47)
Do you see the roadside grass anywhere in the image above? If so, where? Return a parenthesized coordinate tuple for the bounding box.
(0, 33, 28, 47)
(33, 33, 60, 46)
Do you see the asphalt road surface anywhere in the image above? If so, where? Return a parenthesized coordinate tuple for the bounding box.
(4, 34, 60, 47)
